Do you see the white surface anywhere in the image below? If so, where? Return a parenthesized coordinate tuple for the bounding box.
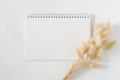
(26, 14, 90, 60)
(0, 0, 120, 80)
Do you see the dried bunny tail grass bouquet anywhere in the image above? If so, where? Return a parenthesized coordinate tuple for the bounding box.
(63, 22, 116, 80)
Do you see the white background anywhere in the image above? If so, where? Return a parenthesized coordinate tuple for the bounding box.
(0, 0, 120, 80)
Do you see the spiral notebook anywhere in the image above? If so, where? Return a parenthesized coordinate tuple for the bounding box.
(25, 14, 91, 60)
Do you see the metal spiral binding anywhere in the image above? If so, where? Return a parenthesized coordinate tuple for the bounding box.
(27, 14, 90, 19)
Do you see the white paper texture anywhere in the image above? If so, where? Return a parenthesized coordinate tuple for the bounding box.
(25, 14, 91, 60)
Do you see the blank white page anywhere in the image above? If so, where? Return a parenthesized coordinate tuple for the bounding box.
(25, 14, 91, 60)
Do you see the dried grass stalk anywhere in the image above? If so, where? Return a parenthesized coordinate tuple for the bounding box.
(63, 22, 116, 80)
(95, 57, 103, 62)
(63, 59, 87, 80)
(89, 63, 100, 68)
(87, 44, 96, 58)
(96, 47, 103, 57)
(103, 22, 110, 30)
(80, 42, 87, 54)
(106, 41, 116, 50)
(74, 48, 81, 58)
(94, 35, 102, 47)
(102, 39, 109, 45)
